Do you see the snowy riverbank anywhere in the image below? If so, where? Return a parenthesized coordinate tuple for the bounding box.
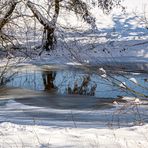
(0, 122, 148, 148)
(0, 95, 148, 148)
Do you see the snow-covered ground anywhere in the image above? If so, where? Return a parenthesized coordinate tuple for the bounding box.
(0, 121, 148, 148)
(0, 69, 148, 148)
(0, 0, 148, 148)
(0, 93, 148, 148)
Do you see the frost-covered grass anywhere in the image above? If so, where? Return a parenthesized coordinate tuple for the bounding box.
(0, 118, 148, 148)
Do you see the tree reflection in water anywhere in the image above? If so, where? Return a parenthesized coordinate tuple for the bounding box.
(66, 76, 97, 96)
(42, 71, 56, 91)
(42, 72, 97, 96)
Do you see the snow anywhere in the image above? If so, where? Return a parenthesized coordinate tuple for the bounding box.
(0, 100, 148, 148)
(0, 122, 148, 148)
(0, 0, 148, 147)
(66, 62, 82, 66)
(0, 94, 148, 147)
(99, 67, 106, 74)
(129, 77, 138, 84)
(134, 98, 142, 105)
(119, 82, 126, 88)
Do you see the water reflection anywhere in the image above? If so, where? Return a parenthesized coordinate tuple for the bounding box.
(1, 65, 148, 98)
(0, 71, 17, 86)
(66, 76, 97, 96)
(42, 71, 57, 91)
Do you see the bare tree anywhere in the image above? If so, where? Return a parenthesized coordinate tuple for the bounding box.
(27, 0, 60, 51)
(0, 0, 122, 51)
(0, 1, 18, 30)
(0, 0, 18, 48)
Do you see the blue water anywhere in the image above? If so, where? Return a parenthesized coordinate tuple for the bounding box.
(6, 66, 148, 98)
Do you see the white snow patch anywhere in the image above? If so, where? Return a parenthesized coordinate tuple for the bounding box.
(129, 77, 138, 84)
(0, 122, 148, 148)
(119, 82, 126, 88)
(66, 62, 82, 66)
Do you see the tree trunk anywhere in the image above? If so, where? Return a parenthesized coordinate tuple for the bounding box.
(27, 0, 60, 51)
